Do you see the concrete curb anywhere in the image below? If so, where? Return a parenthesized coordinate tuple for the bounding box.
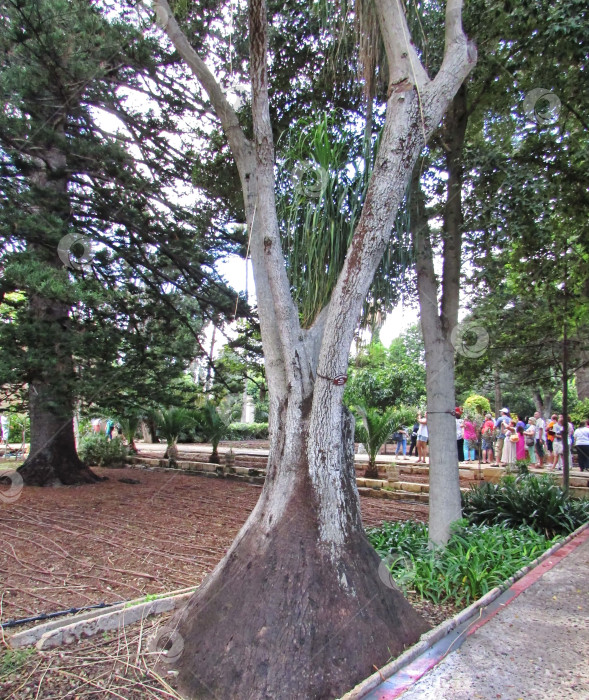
(8, 586, 196, 650)
(340, 520, 589, 700)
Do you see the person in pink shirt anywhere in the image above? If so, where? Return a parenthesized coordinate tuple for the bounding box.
(462, 416, 478, 462)
(515, 423, 526, 462)
(481, 413, 495, 464)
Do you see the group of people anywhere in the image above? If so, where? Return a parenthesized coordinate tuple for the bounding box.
(455, 408, 589, 472)
(91, 417, 116, 440)
(393, 412, 428, 464)
(391, 408, 589, 472)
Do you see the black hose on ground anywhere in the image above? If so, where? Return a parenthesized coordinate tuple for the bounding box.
(1, 601, 123, 630)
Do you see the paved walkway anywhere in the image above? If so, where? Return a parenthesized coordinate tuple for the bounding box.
(364, 528, 589, 700)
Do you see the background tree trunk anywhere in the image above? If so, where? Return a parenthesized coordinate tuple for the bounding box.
(412, 85, 468, 546)
(19, 375, 101, 486)
(17, 294, 101, 486)
(576, 350, 589, 400)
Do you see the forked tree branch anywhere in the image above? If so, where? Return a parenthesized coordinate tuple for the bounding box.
(373, 0, 430, 92)
(152, 0, 250, 167)
(151, 0, 293, 404)
(249, 0, 305, 389)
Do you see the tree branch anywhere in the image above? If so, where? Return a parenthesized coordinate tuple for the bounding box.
(152, 0, 251, 169)
(373, 0, 430, 93)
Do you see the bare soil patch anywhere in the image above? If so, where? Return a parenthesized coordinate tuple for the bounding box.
(0, 465, 438, 698)
(1, 467, 428, 623)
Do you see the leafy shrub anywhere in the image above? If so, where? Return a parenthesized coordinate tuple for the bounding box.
(462, 474, 589, 538)
(78, 434, 127, 467)
(5, 413, 30, 442)
(157, 407, 194, 447)
(463, 394, 491, 418)
(570, 398, 589, 426)
(368, 520, 556, 606)
(227, 422, 269, 440)
(193, 402, 230, 463)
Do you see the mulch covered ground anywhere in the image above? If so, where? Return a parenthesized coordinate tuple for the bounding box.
(0, 466, 428, 623)
(0, 464, 439, 699)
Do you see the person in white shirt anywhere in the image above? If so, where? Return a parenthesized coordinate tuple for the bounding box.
(415, 411, 428, 465)
(573, 419, 589, 472)
(550, 417, 565, 470)
(0, 414, 9, 445)
(533, 411, 545, 467)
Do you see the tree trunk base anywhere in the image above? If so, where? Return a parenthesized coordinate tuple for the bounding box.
(159, 484, 429, 699)
(18, 449, 104, 487)
(364, 466, 380, 479)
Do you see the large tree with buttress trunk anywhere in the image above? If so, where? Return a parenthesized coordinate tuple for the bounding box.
(153, 0, 476, 697)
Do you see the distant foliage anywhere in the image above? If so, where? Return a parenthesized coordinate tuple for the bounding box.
(6, 414, 30, 442)
(462, 474, 589, 538)
(78, 434, 127, 467)
(227, 423, 269, 440)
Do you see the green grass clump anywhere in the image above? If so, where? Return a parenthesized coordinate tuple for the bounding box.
(0, 648, 36, 677)
(462, 474, 589, 538)
(368, 520, 557, 606)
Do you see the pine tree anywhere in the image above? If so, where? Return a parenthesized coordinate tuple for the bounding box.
(0, 0, 240, 484)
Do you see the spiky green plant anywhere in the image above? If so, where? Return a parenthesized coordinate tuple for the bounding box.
(354, 404, 397, 478)
(157, 408, 194, 460)
(277, 115, 411, 329)
(462, 474, 589, 538)
(118, 413, 141, 453)
(194, 402, 230, 464)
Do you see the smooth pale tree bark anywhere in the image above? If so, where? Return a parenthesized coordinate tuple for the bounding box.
(153, 0, 475, 696)
(412, 84, 468, 547)
(533, 390, 554, 419)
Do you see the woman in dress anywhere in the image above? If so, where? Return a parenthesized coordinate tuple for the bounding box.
(524, 417, 536, 464)
(515, 423, 526, 462)
(501, 419, 517, 467)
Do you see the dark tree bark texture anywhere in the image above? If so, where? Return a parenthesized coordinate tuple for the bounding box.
(161, 405, 429, 699)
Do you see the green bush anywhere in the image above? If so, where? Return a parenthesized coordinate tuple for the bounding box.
(5, 413, 30, 442)
(463, 394, 491, 418)
(227, 422, 269, 440)
(78, 434, 127, 467)
(368, 520, 556, 606)
(462, 474, 589, 538)
(570, 398, 589, 426)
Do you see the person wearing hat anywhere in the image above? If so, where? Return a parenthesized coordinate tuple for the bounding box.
(494, 408, 510, 463)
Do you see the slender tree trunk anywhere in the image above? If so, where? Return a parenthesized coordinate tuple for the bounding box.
(140, 420, 153, 443)
(576, 350, 589, 400)
(533, 390, 545, 416)
(412, 85, 468, 546)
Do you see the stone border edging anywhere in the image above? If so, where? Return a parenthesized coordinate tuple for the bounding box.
(339, 520, 589, 700)
(8, 586, 196, 650)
